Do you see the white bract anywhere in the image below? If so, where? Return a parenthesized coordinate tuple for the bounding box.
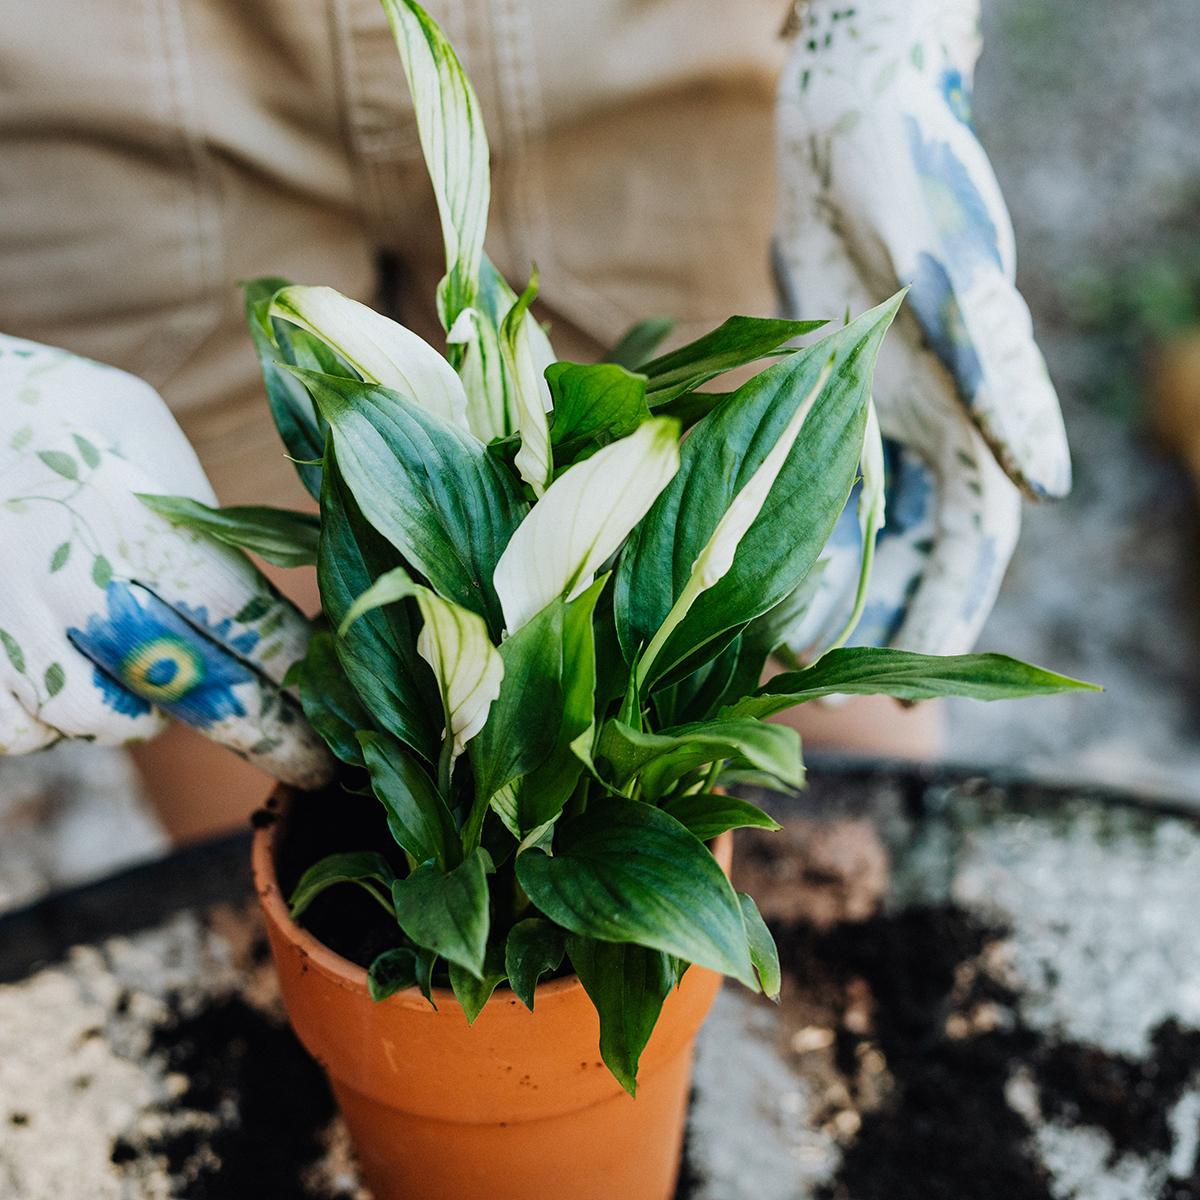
(494, 417, 681, 633)
(826, 396, 887, 652)
(270, 286, 470, 431)
(340, 567, 503, 757)
(381, 0, 488, 329)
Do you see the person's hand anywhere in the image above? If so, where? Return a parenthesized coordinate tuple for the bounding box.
(0, 335, 332, 788)
(773, 0, 1071, 655)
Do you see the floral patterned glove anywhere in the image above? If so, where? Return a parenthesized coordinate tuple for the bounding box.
(0, 335, 332, 788)
(775, 0, 1071, 655)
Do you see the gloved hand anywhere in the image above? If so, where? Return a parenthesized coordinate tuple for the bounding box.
(774, 0, 1071, 655)
(0, 334, 332, 788)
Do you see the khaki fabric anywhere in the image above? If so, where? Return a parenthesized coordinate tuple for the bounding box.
(0, 0, 785, 506)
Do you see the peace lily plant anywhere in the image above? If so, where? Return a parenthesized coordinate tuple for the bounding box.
(146, 0, 1095, 1094)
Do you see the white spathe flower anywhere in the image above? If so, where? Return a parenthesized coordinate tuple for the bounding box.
(494, 416, 681, 633)
(340, 567, 503, 756)
(270, 285, 470, 431)
(381, 0, 489, 329)
(500, 293, 555, 497)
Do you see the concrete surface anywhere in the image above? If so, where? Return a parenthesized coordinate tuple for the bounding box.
(949, 0, 1200, 801)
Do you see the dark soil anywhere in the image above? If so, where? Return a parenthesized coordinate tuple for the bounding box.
(739, 902, 1200, 1200)
(273, 784, 409, 968)
(111, 992, 347, 1199)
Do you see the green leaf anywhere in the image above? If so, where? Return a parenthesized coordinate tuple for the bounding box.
(235, 595, 274, 624)
(289, 851, 397, 919)
(467, 600, 565, 841)
(603, 317, 676, 370)
(648, 389, 729, 432)
(652, 634, 745, 727)
(242, 277, 326, 499)
(661, 792, 781, 842)
(449, 946, 507, 1023)
(91, 555, 113, 589)
(381, 0, 489, 329)
(547, 362, 651, 468)
(616, 297, 901, 687)
(505, 919, 566, 1010)
(287, 632, 373, 765)
(727, 647, 1102, 719)
(367, 945, 437, 1003)
(342, 566, 504, 756)
(596, 718, 803, 800)
(359, 731, 460, 869)
(48, 542, 71, 573)
(72, 434, 101, 469)
(566, 935, 673, 1096)
(43, 662, 65, 699)
(738, 893, 780, 1001)
(0, 629, 24, 674)
(270, 285, 470, 430)
(631, 356, 835, 690)
(295, 368, 526, 633)
(724, 563, 828, 692)
(391, 848, 490, 976)
(137, 494, 320, 567)
(493, 417, 679, 633)
(501, 578, 606, 835)
(516, 794, 754, 986)
(318, 451, 439, 760)
(38, 450, 78, 480)
(641, 315, 826, 405)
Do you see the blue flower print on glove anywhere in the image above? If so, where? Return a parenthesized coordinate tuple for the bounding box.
(908, 252, 985, 399)
(940, 68, 974, 128)
(69, 581, 258, 730)
(906, 117, 1001, 272)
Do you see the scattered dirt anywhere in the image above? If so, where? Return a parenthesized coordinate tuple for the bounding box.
(737, 900, 1200, 1200)
(110, 993, 349, 1199)
(1035, 1022, 1200, 1166)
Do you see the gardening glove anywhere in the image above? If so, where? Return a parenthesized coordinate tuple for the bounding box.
(0, 334, 333, 788)
(774, 0, 1071, 655)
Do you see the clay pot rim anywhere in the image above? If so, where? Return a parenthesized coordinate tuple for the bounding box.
(252, 786, 590, 1009)
(254, 785, 734, 1012)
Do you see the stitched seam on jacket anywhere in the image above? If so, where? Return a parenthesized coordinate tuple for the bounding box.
(138, 0, 226, 384)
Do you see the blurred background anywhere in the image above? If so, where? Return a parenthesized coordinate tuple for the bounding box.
(946, 0, 1200, 801)
(2, 0, 1198, 913)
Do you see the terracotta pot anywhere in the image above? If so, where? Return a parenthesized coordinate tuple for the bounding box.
(253, 788, 732, 1200)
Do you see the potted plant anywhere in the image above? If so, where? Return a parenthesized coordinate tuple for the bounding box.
(145, 3, 1096, 1196)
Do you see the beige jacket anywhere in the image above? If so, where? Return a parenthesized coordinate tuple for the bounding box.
(1, 0, 785, 505)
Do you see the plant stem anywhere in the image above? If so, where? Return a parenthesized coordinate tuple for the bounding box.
(700, 758, 724, 795)
(361, 881, 397, 919)
(512, 873, 532, 920)
(436, 737, 454, 802)
(822, 513, 879, 656)
(636, 572, 703, 692)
